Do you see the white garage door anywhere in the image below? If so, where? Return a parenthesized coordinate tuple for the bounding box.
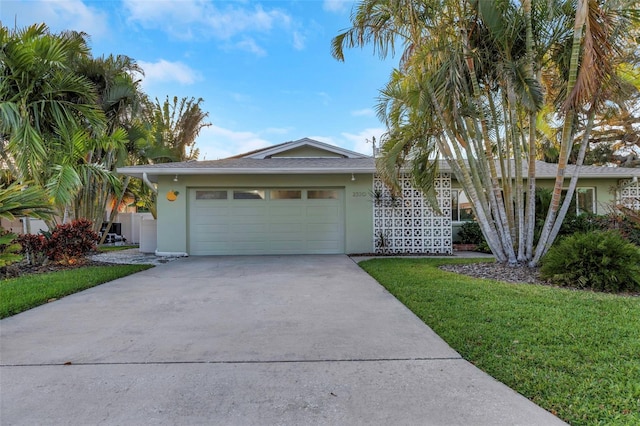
(188, 188, 345, 255)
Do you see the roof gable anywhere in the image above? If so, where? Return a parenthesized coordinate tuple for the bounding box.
(243, 138, 369, 159)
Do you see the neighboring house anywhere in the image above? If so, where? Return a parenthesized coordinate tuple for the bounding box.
(117, 138, 640, 256)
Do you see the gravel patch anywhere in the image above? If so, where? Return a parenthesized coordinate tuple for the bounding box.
(439, 262, 547, 285)
(89, 248, 183, 265)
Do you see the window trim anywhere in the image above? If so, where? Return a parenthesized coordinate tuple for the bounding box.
(562, 186, 596, 215)
(451, 189, 474, 222)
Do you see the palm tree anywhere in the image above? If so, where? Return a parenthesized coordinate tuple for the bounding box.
(0, 24, 105, 183)
(72, 54, 147, 232)
(0, 23, 106, 227)
(0, 182, 53, 223)
(125, 95, 211, 218)
(142, 96, 211, 162)
(332, 0, 634, 266)
(0, 182, 54, 267)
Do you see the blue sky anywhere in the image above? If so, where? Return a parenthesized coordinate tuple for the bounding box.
(2, 0, 397, 159)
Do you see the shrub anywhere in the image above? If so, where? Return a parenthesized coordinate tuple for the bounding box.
(0, 230, 22, 268)
(46, 219, 98, 261)
(540, 230, 640, 293)
(458, 221, 485, 245)
(592, 213, 640, 246)
(558, 213, 600, 236)
(16, 233, 48, 265)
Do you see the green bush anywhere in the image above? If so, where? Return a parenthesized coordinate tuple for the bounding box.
(540, 230, 640, 293)
(458, 221, 485, 245)
(0, 230, 22, 268)
(558, 213, 600, 236)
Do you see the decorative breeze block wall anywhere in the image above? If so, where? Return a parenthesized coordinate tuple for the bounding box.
(373, 173, 452, 255)
(619, 179, 640, 210)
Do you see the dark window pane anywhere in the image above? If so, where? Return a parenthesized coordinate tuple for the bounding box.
(233, 190, 265, 200)
(196, 190, 227, 200)
(272, 190, 302, 200)
(308, 190, 338, 199)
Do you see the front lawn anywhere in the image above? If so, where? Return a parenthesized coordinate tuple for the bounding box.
(0, 264, 152, 319)
(360, 258, 640, 426)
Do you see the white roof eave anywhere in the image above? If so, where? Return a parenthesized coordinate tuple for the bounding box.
(117, 167, 377, 182)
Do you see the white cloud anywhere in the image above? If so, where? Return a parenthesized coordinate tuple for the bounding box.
(235, 37, 267, 57)
(342, 127, 386, 155)
(193, 126, 384, 160)
(137, 60, 201, 87)
(351, 108, 375, 117)
(122, 0, 294, 47)
(194, 125, 273, 160)
(292, 30, 306, 50)
(1, 0, 108, 37)
(265, 127, 293, 135)
(323, 0, 351, 13)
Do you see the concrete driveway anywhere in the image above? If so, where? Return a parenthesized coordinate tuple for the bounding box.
(0, 255, 565, 425)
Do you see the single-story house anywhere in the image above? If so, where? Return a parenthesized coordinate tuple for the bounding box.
(117, 138, 640, 256)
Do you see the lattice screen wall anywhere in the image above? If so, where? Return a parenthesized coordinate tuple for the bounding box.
(373, 173, 452, 255)
(619, 179, 640, 210)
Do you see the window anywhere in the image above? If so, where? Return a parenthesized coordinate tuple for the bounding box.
(196, 190, 227, 200)
(271, 190, 302, 200)
(233, 190, 265, 200)
(308, 189, 339, 199)
(451, 190, 474, 221)
(561, 187, 595, 214)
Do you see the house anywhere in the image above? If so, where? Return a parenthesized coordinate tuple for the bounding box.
(117, 138, 640, 256)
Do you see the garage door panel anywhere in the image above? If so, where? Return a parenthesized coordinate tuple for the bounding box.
(231, 206, 267, 216)
(230, 223, 268, 233)
(189, 188, 344, 255)
(193, 207, 229, 219)
(307, 222, 341, 232)
(194, 224, 229, 233)
(307, 240, 342, 252)
(270, 223, 304, 233)
(306, 206, 340, 218)
(229, 241, 269, 252)
(270, 240, 305, 250)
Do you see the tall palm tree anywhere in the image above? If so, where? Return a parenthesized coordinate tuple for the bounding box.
(0, 23, 105, 185)
(332, 0, 634, 266)
(72, 54, 147, 231)
(142, 96, 211, 162)
(0, 23, 106, 227)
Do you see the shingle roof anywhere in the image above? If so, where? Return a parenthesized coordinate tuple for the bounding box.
(118, 150, 640, 182)
(118, 157, 376, 181)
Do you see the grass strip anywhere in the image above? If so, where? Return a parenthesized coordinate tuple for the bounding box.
(359, 257, 640, 426)
(0, 264, 152, 319)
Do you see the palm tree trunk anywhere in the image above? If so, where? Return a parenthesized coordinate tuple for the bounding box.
(532, 0, 589, 266)
(545, 109, 597, 249)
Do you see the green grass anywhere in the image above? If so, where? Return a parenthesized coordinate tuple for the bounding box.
(360, 258, 640, 426)
(0, 264, 152, 319)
